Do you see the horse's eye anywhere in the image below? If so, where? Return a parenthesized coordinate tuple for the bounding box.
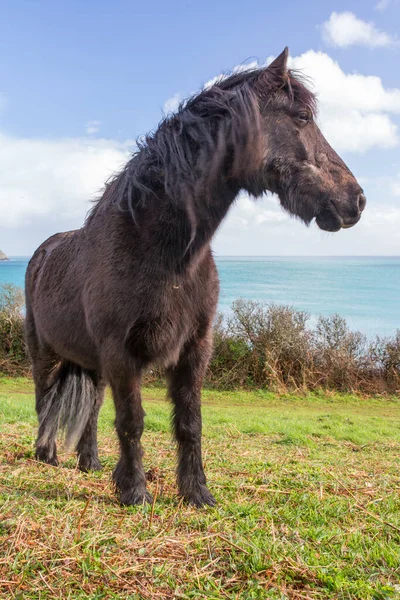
(297, 112, 310, 124)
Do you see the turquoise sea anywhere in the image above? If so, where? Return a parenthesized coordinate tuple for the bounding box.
(1, 256, 399, 338)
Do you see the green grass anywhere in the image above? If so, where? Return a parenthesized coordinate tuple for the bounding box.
(1, 378, 400, 599)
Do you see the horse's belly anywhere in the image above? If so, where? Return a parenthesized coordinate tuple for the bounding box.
(35, 303, 99, 370)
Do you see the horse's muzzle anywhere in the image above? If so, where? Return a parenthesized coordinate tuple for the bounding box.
(316, 193, 366, 232)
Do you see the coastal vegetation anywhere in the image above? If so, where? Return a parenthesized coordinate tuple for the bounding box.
(0, 284, 399, 394)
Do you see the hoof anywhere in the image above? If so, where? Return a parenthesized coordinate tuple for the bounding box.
(78, 456, 103, 472)
(112, 460, 152, 505)
(35, 447, 59, 466)
(120, 489, 153, 506)
(183, 485, 216, 508)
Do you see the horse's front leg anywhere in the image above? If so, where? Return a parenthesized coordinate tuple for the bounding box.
(167, 330, 215, 507)
(109, 367, 152, 505)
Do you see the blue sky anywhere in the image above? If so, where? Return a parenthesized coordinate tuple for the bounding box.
(1, 0, 400, 255)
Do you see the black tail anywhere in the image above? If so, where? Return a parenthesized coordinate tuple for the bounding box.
(36, 362, 97, 451)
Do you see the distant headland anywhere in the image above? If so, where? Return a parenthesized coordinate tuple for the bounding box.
(0, 249, 9, 261)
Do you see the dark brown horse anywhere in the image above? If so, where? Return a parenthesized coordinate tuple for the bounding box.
(25, 48, 366, 507)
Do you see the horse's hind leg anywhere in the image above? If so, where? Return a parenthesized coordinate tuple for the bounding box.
(25, 309, 61, 465)
(76, 377, 105, 472)
(166, 328, 215, 507)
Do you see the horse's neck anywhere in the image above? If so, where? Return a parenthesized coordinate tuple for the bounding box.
(170, 181, 240, 270)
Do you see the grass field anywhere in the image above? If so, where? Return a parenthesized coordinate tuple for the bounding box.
(1, 378, 400, 599)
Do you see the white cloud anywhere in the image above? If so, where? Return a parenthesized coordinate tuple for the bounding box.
(321, 11, 398, 48)
(289, 50, 400, 152)
(0, 132, 133, 228)
(324, 111, 397, 152)
(163, 93, 181, 114)
(85, 120, 102, 134)
(375, 0, 391, 11)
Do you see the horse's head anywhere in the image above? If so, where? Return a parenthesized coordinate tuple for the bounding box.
(243, 47, 366, 232)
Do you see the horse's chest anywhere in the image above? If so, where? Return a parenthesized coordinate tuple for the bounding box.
(126, 283, 209, 368)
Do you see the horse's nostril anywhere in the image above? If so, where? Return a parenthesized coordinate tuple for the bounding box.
(357, 193, 367, 213)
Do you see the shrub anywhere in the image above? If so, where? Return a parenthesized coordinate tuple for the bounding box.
(209, 312, 255, 388)
(229, 300, 311, 389)
(0, 286, 399, 394)
(0, 284, 29, 375)
(313, 314, 367, 391)
(208, 300, 399, 393)
(369, 330, 400, 389)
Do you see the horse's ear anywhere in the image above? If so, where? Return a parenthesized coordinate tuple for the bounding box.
(267, 47, 289, 79)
